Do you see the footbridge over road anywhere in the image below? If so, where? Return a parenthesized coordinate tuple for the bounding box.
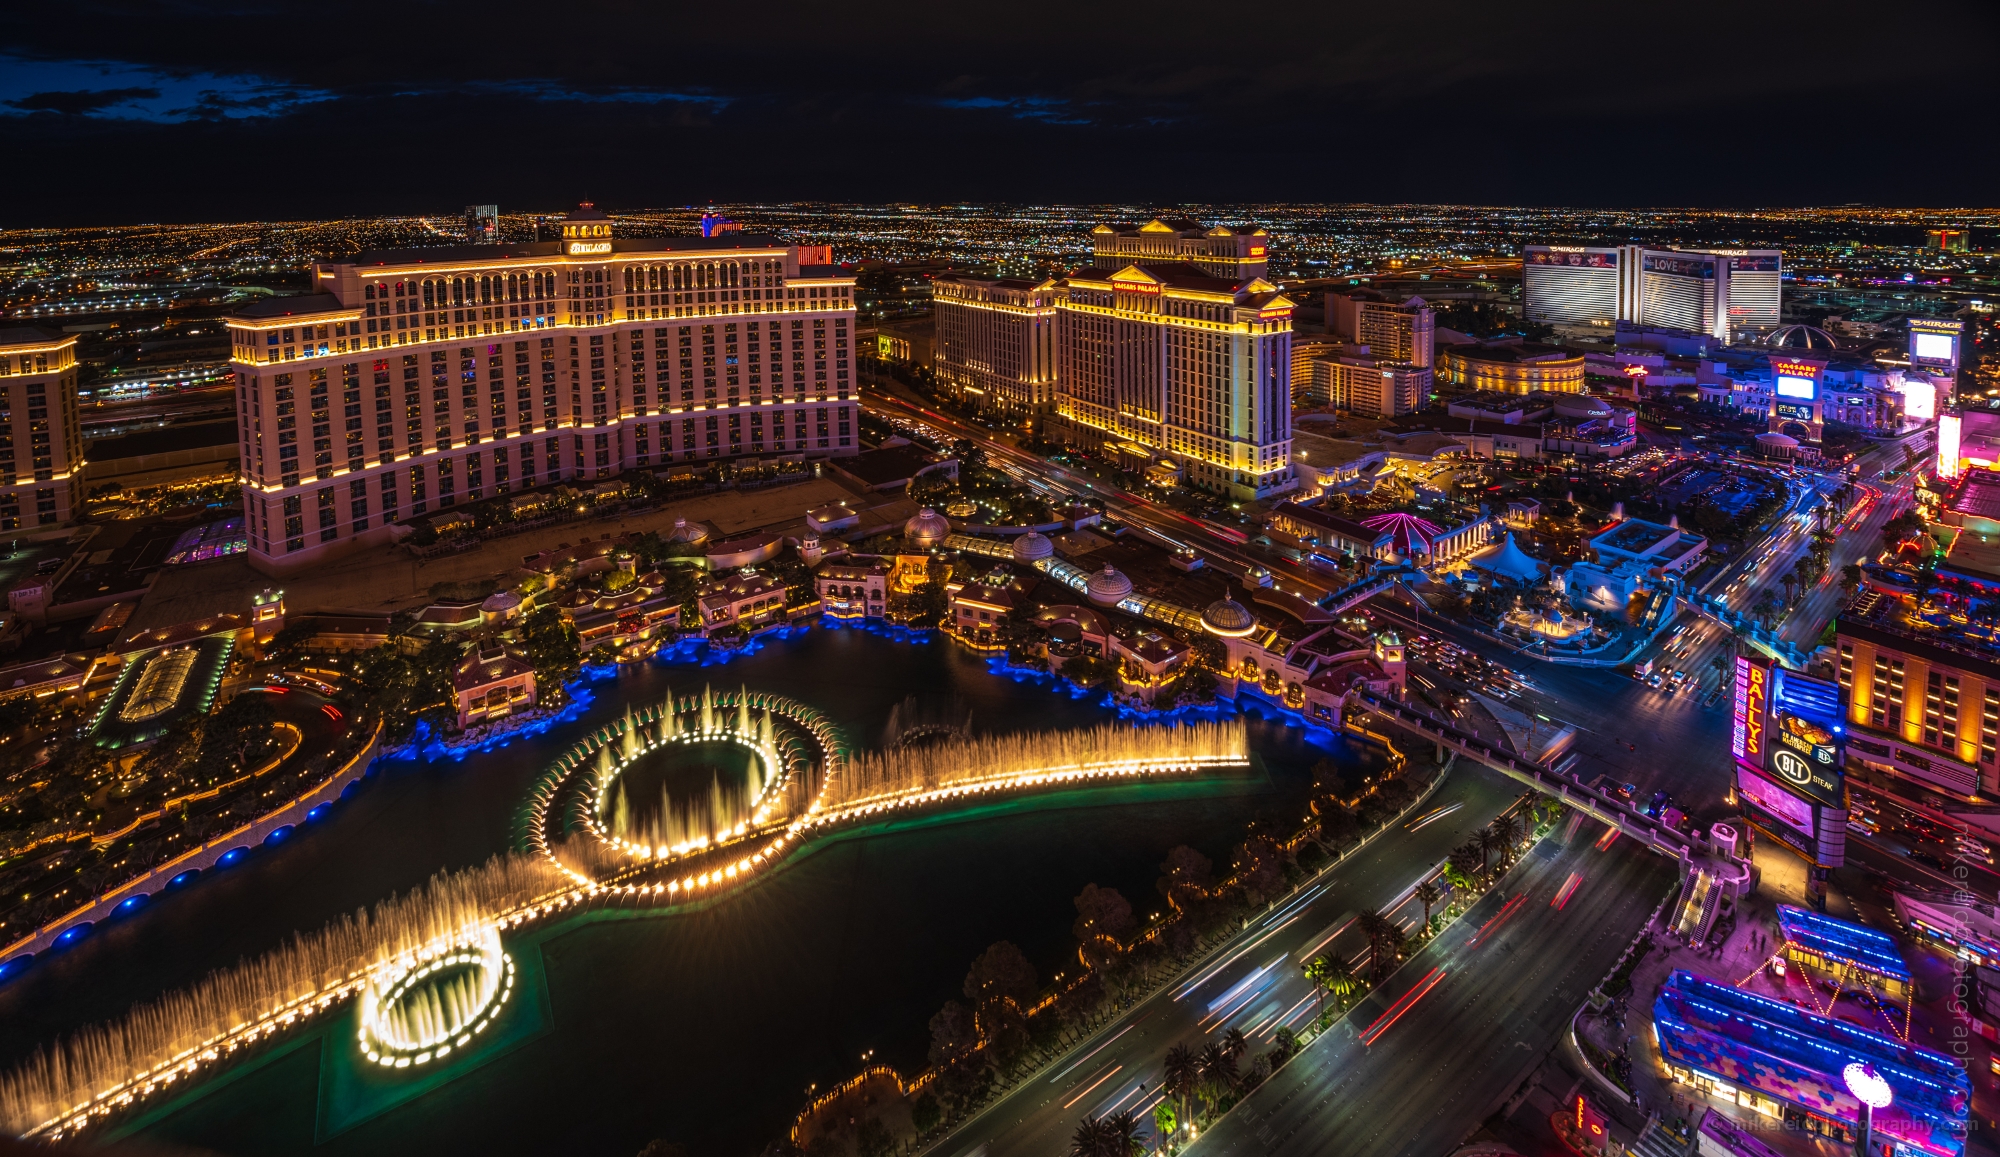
(1346, 691, 1748, 898)
(1317, 568, 1411, 615)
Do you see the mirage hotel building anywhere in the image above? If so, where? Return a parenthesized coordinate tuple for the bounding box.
(226, 205, 856, 573)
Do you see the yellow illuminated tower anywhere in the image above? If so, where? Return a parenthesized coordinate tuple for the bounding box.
(0, 328, 83, 528)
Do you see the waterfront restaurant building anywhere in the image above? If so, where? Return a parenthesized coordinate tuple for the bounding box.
(225, 204, 859, 574)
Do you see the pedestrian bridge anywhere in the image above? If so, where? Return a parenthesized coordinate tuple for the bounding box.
(1348, 690, 1707, 863)
(1317, 569, 1409, 614)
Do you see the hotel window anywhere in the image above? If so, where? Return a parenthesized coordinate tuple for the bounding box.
(316, 487, 338, 543)
(1870, 658, 1903, 730)
(1983, 689, 2000, 766)
(1925, 671, 1960, 751)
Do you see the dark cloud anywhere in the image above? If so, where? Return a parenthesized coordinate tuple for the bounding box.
(5, 86, 159, 116)
(0, 0, 1996, 223)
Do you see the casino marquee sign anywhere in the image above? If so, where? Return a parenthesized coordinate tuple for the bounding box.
(1732, 655, 1848, 867)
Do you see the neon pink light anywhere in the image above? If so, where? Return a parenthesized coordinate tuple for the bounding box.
(1361, 512, 1446, 554)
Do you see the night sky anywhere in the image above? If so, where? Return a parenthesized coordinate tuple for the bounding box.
(1, 0, 1995, 225)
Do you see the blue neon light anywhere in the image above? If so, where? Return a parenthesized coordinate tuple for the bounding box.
(1776, 903, 1911, 981)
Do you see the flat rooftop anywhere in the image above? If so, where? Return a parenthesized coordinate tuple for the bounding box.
(1289, 429, 1380, 469)
(1949, 469, 2000, 524)
(1944, 528, 2000, 581)
(346, 234, 782, 266)
(1596, 519, 1679, 554)
(1774, 903, 1910, 981)
(87, 420, 238, 459)
(835, 444, 948, 487)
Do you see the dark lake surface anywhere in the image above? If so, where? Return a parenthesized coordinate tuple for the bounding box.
(0, 625, 1384, 1157)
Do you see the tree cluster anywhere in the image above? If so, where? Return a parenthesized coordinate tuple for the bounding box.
(343, 636, 463, 742)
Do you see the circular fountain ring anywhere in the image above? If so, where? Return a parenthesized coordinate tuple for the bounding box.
(357, 927, 514, 1068)
(590, 726, 787, 861)
(520, 687, 846, 889)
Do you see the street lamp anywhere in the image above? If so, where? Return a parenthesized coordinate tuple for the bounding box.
(1844, 1061, 1892, 1157)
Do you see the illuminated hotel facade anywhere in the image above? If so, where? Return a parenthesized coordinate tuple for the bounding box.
(1050, 262, 1296, 500)
(226, 205, 857, 574)
(1090, 220, 1270, 280)
(1837, 592, 2000, 799)
(0, 328, 83, 529)
(1437, 341, 1585, 394)
(1326, 293, 1434, 368)
(932, 276, 1059, 413)
(1523, 245, 1781, 341)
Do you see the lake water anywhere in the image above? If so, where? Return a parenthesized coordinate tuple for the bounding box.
(0, 624, 1383, 1157)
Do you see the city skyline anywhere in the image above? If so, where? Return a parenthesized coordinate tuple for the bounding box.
(0, 184, 1996, 1157)
(2, 0, 1998, 223)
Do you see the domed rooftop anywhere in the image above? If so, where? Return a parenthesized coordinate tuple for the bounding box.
(904, 508, 951, 548)
(1756, 431, 1800, 448)
(1011, 532, 1054, 564)
(1765, 324, 1841, 352)
(666, 517, 709, 545)
(481, 591, 522, 615)
(1201, 595, 1258, 638)
(1084, 566, 1133, 607)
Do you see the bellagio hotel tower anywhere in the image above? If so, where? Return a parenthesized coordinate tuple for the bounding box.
(226, 204, 857, 574)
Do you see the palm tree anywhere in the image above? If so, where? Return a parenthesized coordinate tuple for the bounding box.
(1222, 1027, 1249, 1069)
(1414, 880, 1442, 936)
(1305, 952, 1359, 1025)
(1102, 1111, 1141, 1157)
(1070, 1111, 1142, 1157)
(1474, 829, 1502, 880)
(1488, 814, 1524, 869)
(1357, 910, 1401, 980)
(1199, 1042, 1238, 1111)
(1449, 840, 1484, 885)
(1303, 954, 1334, 1026)
(1328, 956, 1360, 1008)
(1070, 1116, 1113, 1157)
(1162, 1043, 1198, 1137)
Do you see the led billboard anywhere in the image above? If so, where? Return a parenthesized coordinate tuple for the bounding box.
(1915, 332, 1956, 362)
(1527, 247, 1617, 268)
(1739, 763, 1815, 838)
(1769, 667, 1845, 808)
(1939, 412, 1963, 479)
(1776, 375, 1817, 400)
(1898, 377, 1937, 422)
